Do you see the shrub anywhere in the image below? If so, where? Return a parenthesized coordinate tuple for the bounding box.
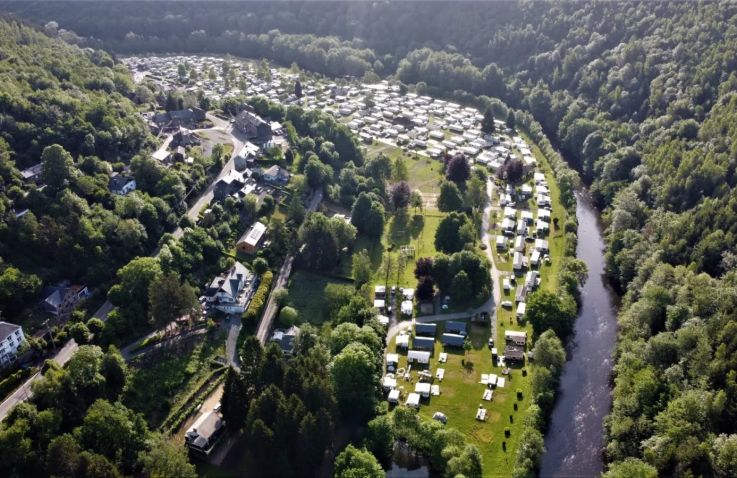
(516, 389, 523, 400)
(505, 427, 511, 437)
(242, 270, 273, 324)
(279, 306, 298, 325)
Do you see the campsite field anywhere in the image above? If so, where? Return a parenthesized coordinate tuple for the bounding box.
(387, 320, 534, 472)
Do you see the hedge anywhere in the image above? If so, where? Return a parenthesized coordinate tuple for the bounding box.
(0, 367, 35, 401)
(242, 270, 273, 324)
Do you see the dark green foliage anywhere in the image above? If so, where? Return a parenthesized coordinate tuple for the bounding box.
(243, 270, 273, 323)
(300, 213, 356, 271)
(434, 212, 474, 253)
(437, 180, 465, 212)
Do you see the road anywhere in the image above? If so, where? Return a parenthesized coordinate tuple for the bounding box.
(255, 189, 323, 344)
(0, 339, 77, 421)
(480, 178, 504, 341)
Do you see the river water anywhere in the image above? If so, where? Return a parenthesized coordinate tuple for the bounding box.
(539, 191, 619, 477)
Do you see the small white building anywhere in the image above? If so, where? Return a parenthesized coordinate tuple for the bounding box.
(506, 329, 527, 346)
(401, 300, 414, 316)
(407, 350, 431, 364)
(415, 382, 431, 398)
(516, 302, 527, 319)
(396, 333, 410, 349)
(406, 392, 421, 408)
(513, 252, 524, 270)
(388, 389, 401, 404)
(535, 239, 549, 253)
(496, 235, 507, 251)
(514, 235, 525, 252)
(530, 249, 541, 267)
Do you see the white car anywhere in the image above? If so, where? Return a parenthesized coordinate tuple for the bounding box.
(501, 300, 513, 309)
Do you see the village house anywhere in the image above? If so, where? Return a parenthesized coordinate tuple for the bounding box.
(270, 326, 300, 355)
(261, 165, 291, 186)
(0, 322, 25, 368)
(441, 333, 465, 348)
(504, 344, 525, 363)
(203, 261, 255, 314)
(415, 322, 437, 337)
(235, 110, 272, 140)
(445, 321, 467, 336)
(236, 221, 267, 255)
(20, 163, 43, 184)
(213, 170, 246, 201)
(185, 410, 225, 455)
(505, 330, 527, 346)
(413, 336, 435, 352)
(108, 174, 136, 195)
(40, 283, 91, 318)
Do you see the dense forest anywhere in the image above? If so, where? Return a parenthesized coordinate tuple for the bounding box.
(3, 1, 737, 475)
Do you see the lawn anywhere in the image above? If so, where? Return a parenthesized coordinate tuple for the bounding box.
(285, 270, 354, 325)
(122, 329, 226, 428)
(366, 141, 443, 194)
(387, 321, 534, 472)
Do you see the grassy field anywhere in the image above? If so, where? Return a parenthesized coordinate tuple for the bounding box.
(122, 330, 226, 428)
(285, 270, 353, 325)
(366, 141, 443, 194)
(387, 321, 533, 472)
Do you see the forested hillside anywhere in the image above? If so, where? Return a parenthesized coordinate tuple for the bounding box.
(0, 16, 198, 327)
(3, 1, 737, 475)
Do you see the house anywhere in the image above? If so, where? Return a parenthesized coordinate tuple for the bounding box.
(270, 326, 300, 355)
(495, 235, 507, 251)
(413, 336, 435, 352)
(441, 333, 465, 348)
(445, 321, 467, 336)
(152, 149, 172, 164)
(20, 163, 43, 183)
(234, 142, 260, 171)
(407, 350, 431, 364)
(214, 170, 246, 200)
(406, 392, 421, 408)
(501, 217, 516, 235)
(185, 410, 225, 455)
(203, 261, 255, 314)
(234, 110, 272, 140)
(415, 323, 437, 337)
(236, 221, 267, 254)
(388, 389, 401, 404)
(514, 235, 525, 252)
(400, 300, 413, 316)
(0, 322, 25, 367)
(530, 249, 541, 267)
(396, 333, 410, 349)
(506, 330, 527, 346)
(40, 283, 90, 317)
(504, 345, 525, 362)
(108, 174, 136, 195)
(374, 285, 386, 299)
(261, 165, 290, 185)
(383, 375, 397, 391)
(525, 271, 539, 290)
(171, 128, 200, 148)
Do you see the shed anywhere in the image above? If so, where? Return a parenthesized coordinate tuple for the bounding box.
(396, 334, 409, 349)
(383, 376, 397, 391)
(441, 333, 466, 348)
(513, 252, 524, 270)
(401, 300, 414, 316)
(516, 302, 526, 319)
(415, 323, 437, 337)
(407, 350, 431, 364)
(534, 238, 549, 253)
(495, 235, 507, 251)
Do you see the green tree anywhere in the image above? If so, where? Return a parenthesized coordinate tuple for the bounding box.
(41, 144, 74, 191)
(437, 181, 464, 212)
(331, 343, 378, 419)
(352, 249, 372, 287)
(46, 434, 81, 477)
(253, 257, 269, 275)
(451, 271, 473, 304)
(148, 273, 199, 328)
(603, 458, 658, 478)
(108, 257, 162, 325)
(434, 212, 473, 253)
(526, 290, 576, 340)
(138, 433, 196, 478)
(481, 107, 496, 134)
(506, 110, 516, 129)
(333, 445, 384, 478)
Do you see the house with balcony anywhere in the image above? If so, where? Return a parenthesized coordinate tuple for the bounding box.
(0, 322, 25, 368)
(203, 262, 256, 314)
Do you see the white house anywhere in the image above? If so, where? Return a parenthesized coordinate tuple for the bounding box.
(0, 322, 25, 367)
(505, 329, 527, 346)
(109, 174, 137, 195)
(513, 252, 524, 270)
(415, 382, 431, 398)
(204, 261, 256, 314)
(535, 239, 549, 253)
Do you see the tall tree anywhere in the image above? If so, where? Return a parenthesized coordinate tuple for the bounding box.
(481, 107, 496, 134)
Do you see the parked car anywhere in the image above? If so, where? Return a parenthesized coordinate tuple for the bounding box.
(432, 412, 448, 424)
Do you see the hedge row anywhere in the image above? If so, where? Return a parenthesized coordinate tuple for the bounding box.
(0, 367, 36, 401)
(242, 270, 274, 324)
(159, 367, 226, 434)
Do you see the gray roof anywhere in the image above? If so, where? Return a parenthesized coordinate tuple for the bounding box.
(0, 321, 21, 340)
(205, 262, 252, 300)
(413, 336, 435, 350)
(445, 321, 467, 334)
(441, 333, 465, 347)
(109, 175, 134, 191)
(415, 323, 437, 336)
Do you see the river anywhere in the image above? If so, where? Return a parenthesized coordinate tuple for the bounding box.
(539, 191, 619, 477)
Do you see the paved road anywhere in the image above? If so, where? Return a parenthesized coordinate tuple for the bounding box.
(225, 321, 242, 370)
(0, 339, 78, 421)
(255, 189, 323, 344)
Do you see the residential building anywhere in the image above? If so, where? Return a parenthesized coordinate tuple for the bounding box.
(445, 320, 467, 336)
(20, 163, 43, 183)
(203, 262, 255, 314)
(40, 283, 90, 317)
(413, 336, 434, 352)
(236, 221, 267, 254)
(261, 165, 290, 185)
(185, 411, 225, 455)
(415, 323, 437, 337)
(504, 345, 525, 362)
(270, 326, 300, 355)
(505, 330, 527, 346)
(234, 110, 272, 140)
(213, 170, 246, 200)
(0, 322, 25, 367)
(108, 174, 136, 195)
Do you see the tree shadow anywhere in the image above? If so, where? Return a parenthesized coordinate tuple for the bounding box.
(389, 212, 411, 245)
(409, 214, 424, 239)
